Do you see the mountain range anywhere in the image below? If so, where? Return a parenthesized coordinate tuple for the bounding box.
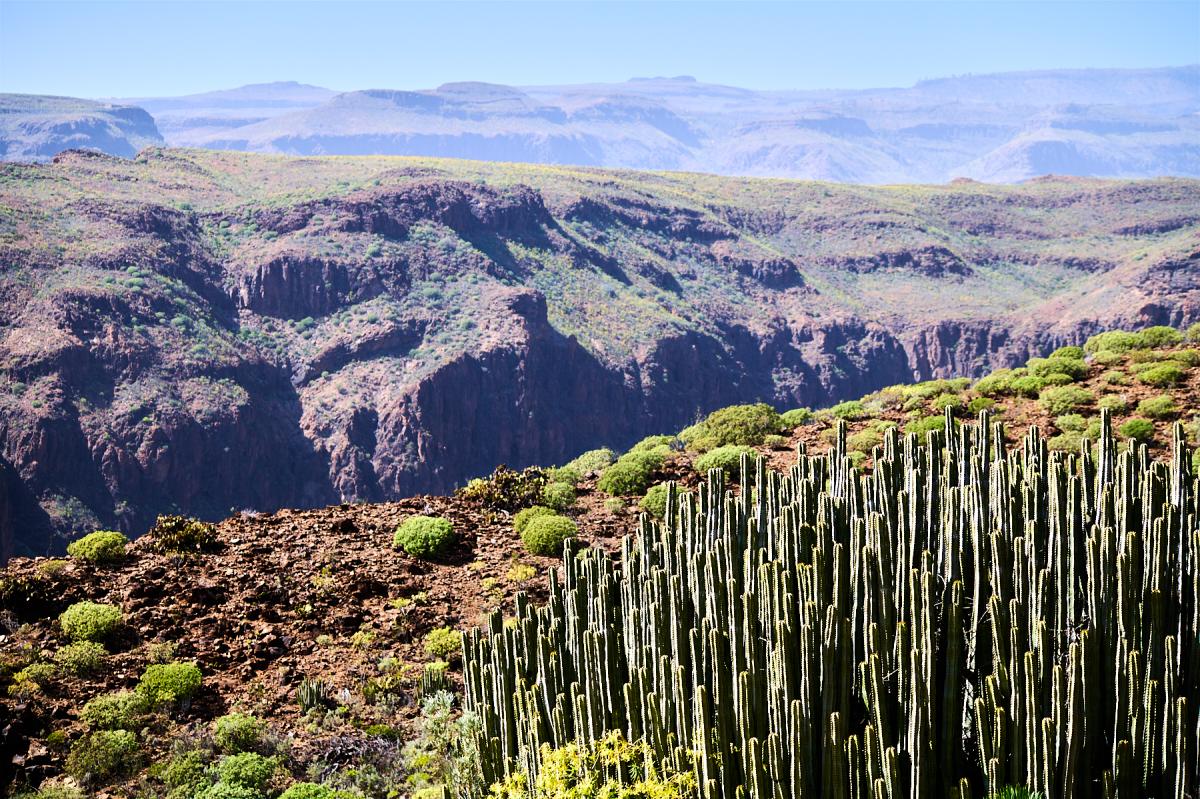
(2, 66, 1198, 182)
(1, 147, 1197, 560)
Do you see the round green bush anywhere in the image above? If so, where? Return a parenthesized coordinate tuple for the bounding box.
(53, 641, 107, 676)
(545, 465, 582, 486)
(1010, 375, 1047, 398)
(392, 515, 455, 559)
(137, 662, 202, 704)
(694, 445, 756, 479)
(1137, 364, 1185, 387)
(214, 752, 277, 791)
(513, 505, 556, 535)
(905, 415, 948, 437)
(1118, 418, 1156, 443)
(682, 402, 785, 450)
(597, 450, 661, 496)
(1055, 414, 1087, 433)
(423, 626, 463, 660)
(1026, 356, 1087, 381)
(1050, 345, 1085, 360)
(66, 729, 139, 784)
(639, 483, 670, 519)
(780, 408, 813, 427)
(1038, 386, 1094, 415)
(1138, 325, 1183, 348)
(1137, 395, 1177, 419)
(59, 601, 123, 643)
(521, 515, 578, 556)
(973, 370, 1014, 397)
(214, 712, 266, 754)
(1084, 330, 1142, 354)
(847, 429, 883, 454)
(80, 690, 150, 730)
(564, 447, 616, 475)
(541, 481, 577, 511)
(66, 531, 128, 565)
(1097, 395, 1129, 413)
(968, 396, 996, 413)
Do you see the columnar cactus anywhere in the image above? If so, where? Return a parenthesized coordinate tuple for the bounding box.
(463, 411, 1200, 797)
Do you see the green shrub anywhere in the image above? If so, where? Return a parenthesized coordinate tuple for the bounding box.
(968, 396, 996, 413)
(1038, 386, 1094, 415)
(1118, 418, 1156, 442)
(1100, 369, 1131, 386)
(1047, 431, 1084, 452)
(423, 627, 463, 660)
(1027, 356, 1087, 381)
(53, 641, 107, 676)
(545, 466, 581, 486)
(541, 482, 576, 511)
(66, 730, 139, 784)
(1172, 348, 1200, 366)
(763, 434, 790, 449)
(393, 516, 455, 559)
(847, 429, 883, 454)
(694, 445, 756, 478)
(1090, 349, 1124, 366)
(1050, 345, 1084, 360)
(1097, 395, 1129, 412)
(930, 393, 962, 413)
(640, 484, 670, 519)
(827, 400, 867, 421)
(1055, 414, 1087, 433)
(80, 690, 150, 730)
(564, 448, 615, 475)
(1187, 323, 1200, 343)
(1084, 330, 1142, 354)
(974, 371, 1014, 397)
(682, 403, 784, 450)
(522, 516, 577, 556)
(1010, 375, 1047, 398)
(1138, 325, 1183, 348)
(137, 662, 202, 704)
(1138, 395, 1178, 419)
(59, 602, 123, 643)
(780, 408, 813, 427)
(628, 434, 675, 454)
(214, 752, 278, 791)
(214, 712, 265, 754)
(195, 783, 263, 799)
(149, 515, 219, 553)
(994, 786, 1044, 799)
(9, 663, 57, 696)
(66, 531, 128, 565)
(603, 497, 624, 514)
(597, 450, 662, 496)
(163, 749, 210, 794)
(513, 505, 556, 535)
(905, 415, 947, 437)
(1138, 364, 1185, 386)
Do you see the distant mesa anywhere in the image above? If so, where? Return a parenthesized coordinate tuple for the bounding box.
(1, 65, 1198, 182)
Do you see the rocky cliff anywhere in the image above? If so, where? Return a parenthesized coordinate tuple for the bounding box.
(1, 149, 1197, 558)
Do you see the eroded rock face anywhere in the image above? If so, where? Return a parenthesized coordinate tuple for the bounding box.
(1, 151, 1198, 558)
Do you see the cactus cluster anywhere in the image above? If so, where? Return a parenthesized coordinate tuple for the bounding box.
(462, 409, 1199, 797)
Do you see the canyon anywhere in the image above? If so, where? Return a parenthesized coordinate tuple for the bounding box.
(0, 147, 1197, 559)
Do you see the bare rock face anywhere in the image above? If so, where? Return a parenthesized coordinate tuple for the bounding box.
(1, 150, 1198, 558)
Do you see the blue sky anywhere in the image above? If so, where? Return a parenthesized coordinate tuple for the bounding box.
(1, 1, 1196, 97)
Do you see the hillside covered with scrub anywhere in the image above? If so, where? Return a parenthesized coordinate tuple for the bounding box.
(1, 322, 1199, 798)
(1, 148, 1198, 562)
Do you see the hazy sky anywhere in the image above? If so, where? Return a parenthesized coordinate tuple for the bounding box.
(1, 0, 1197, 97)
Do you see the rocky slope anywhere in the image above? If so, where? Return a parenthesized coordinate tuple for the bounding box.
(1, 335, 1198, 795)
(0, 95, 163, 162)
(0, 148, 1198, 559)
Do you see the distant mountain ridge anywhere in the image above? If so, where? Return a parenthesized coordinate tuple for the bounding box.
(117, 66, 1200, 182)
(3, 66, 1198, 180)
